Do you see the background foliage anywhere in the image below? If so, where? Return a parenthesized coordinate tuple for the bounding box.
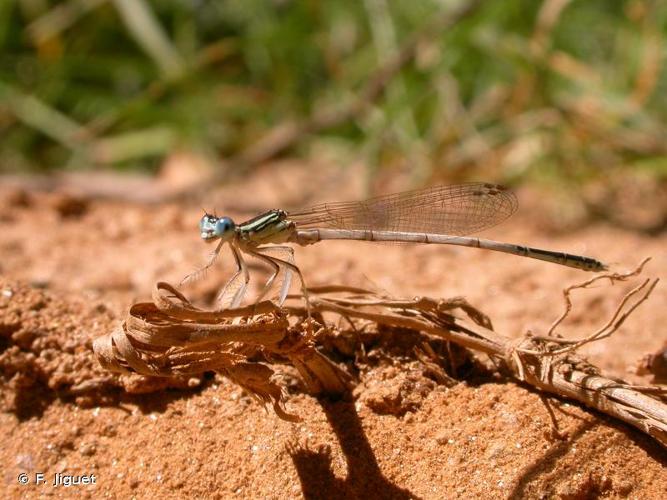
(1, 0, 666, 187)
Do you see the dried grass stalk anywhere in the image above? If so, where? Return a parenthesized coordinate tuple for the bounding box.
(93, 260, 666, 448)
(93, 283, 352, 421)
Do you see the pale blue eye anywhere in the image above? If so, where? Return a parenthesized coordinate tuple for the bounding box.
(215, 217, 235, 235)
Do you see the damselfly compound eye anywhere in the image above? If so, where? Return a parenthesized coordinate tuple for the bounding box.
(214, 217, 235, 238)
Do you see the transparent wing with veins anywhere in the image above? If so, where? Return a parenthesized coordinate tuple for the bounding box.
(287, 182, 518, 235)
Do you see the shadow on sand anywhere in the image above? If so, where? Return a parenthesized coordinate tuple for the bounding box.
(289, 399, 420, 500)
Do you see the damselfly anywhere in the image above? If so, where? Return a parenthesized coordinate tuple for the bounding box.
(184, 183, 607, 309)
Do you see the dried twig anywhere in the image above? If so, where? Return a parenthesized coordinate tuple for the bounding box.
(545, 257, 651, 335)
(93, 259, 666, 448)
(532, 257, 657, 355)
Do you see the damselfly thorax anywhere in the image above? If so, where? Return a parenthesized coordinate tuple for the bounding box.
(236, 210, 295, 246)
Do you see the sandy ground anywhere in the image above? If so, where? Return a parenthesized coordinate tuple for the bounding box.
(1, 162, 666, 499)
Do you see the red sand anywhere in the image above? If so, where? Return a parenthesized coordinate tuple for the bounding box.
(1, 164, 666, 498)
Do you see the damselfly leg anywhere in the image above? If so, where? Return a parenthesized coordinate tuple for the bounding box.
(216, 244, 250, 309)
(247, 246, 295, 305)
(247, 246, 310, 315)
(180, 240, 225, 287)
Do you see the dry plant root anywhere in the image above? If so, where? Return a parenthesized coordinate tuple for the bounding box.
(93, 260, 667, 448)
(93, 283, 352, 422)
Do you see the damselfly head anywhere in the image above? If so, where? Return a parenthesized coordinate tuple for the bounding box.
(199, 214, 235, 242)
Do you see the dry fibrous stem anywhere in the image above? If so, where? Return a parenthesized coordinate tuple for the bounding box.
(538, 257, 656, 350)
(93, 259, 666, 448)
(93, 283, 353, 421)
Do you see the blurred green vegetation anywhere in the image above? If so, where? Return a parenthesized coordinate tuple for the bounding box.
(1, 0, 667, 185)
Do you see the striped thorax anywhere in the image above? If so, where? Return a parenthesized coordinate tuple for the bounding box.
(198, 210, 296, 247)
